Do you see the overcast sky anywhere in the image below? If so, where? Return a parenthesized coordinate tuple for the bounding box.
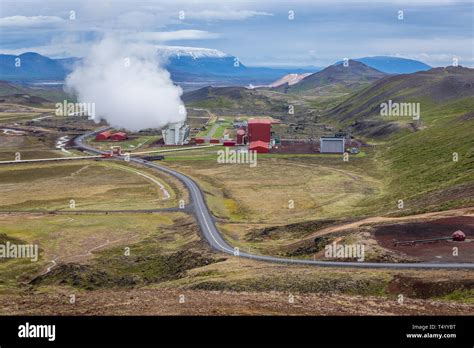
(0, 0, 472, 67)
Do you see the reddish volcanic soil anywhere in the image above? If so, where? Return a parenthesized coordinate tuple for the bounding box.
(373, 216, 474, 263)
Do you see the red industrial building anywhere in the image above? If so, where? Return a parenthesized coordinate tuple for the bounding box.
(247, 119, 271, 153)
(248, 118, 271, 143)
(249, 140, 269, 153)
(95, 130, 112, 141)
(111, 132, 128, 141)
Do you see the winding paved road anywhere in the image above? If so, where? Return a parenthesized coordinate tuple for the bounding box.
(74, 129, 474, 270)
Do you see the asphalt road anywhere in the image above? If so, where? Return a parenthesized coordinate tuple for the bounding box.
(74, 130, 474, 270)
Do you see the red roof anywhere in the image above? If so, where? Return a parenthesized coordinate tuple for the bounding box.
(248, 118, 271, 125)
(249, 140, 268, 147)
(110, 132, 127, 140)
(249, 140, 269, 153)
(96, 130, 112, 140)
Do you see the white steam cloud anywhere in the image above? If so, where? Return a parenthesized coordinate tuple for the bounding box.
(65, 37, 186, 131)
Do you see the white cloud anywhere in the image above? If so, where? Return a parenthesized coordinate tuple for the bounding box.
(185, 10, 273, 20)
(129, 30, 220, 42)
(0, 15, 64, 27)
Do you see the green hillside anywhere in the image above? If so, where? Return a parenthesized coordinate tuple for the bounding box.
(327, 66, 474, 214)
(0, 80, 70, 106)
(183, 86, 290, 116)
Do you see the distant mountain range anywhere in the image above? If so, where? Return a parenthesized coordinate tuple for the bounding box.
(336, 56, 431, 74)
(0, 50, 319, 90)
(166, 55, 318, 90)
(0, 52, 72, 81)
(0, 49, 433, 91)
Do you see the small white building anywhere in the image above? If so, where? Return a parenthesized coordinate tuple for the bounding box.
(162, 122, 190, 145)
(320, 137, 345, 153)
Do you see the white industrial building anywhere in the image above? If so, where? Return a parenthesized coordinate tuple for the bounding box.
(320, 137, 345, 153)
(162, 121, 190, 145)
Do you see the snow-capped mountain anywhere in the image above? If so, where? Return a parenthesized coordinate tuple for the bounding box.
(159, 46, 319, 90)
(156, 45, 229, 59)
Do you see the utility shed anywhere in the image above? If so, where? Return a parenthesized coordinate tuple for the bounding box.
(320, 137, 345, 153)
(95, 130, 112, 141)
(111, 132, 128, 141)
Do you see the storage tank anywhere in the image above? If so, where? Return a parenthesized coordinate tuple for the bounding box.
(162, 122, 190, 145)
(452, 230, 466, 241)
(236, 129, 246, 144)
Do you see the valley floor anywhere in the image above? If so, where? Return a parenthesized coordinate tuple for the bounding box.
(0, 102, 472, 315)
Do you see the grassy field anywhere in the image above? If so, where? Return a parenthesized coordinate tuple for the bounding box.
(0, 133, 65, 161)
(0, 212, 187, 293)
(155, 147, 386, 256)
(163, 152, 383, 224)
(0, 161, 179, 211)
(211, 120, 232, 139)
(86, 135, 162, 151)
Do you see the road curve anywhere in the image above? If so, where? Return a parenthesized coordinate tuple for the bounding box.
(74, 130, 474, 270)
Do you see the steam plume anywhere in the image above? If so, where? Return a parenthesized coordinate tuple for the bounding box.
(65, 37, 186, 131)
